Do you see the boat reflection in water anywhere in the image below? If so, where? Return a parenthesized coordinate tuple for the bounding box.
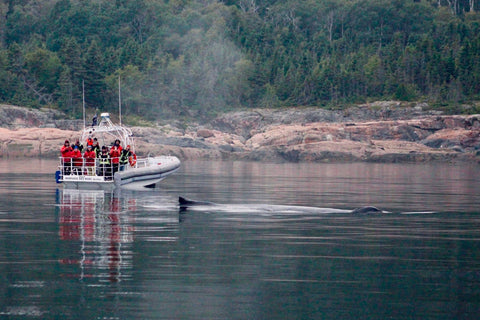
(56, 189, 136, 283)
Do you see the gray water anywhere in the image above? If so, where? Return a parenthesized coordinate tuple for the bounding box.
(1, 159, 480, 319)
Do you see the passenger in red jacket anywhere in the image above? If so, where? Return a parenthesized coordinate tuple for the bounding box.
(110, 145, 121, 174)
(111, 139, 123, 152)
(71, 145, 83, 175)
(60, 140, 73, 175)
(83, 145, 97, 175)
(86, 137, 94, 147)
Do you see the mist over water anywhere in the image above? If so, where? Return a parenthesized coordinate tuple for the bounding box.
(1, 159, 480, 319)
(119, 1, 249, 119)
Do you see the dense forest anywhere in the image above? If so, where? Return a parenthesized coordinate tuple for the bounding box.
(1, 0, 480, 120)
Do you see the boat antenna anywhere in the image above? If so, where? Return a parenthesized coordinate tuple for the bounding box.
(82, 80, 86, 129)
(118, 75, 122, 126)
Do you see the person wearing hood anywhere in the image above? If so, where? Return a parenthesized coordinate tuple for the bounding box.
(60, 140, 73, 175)
(83, 145, 97, 176)
(71, 145, 83, 175)
(110, 143, 121, 174)
(98, 146, 111, 178)
(119, 145, 136, 171)
(91, 138, 101, 156)
(74, 139, 84, 152)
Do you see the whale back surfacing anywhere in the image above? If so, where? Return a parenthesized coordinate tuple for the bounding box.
(179, 197, 383, 214)
(351, 206, 383, 214)
(179, 196, 216, 207)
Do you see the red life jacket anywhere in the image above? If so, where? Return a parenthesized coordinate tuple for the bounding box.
(110, 147, 121, 164)
(61, 145, 73, 161)
(83, 150, 97, 166)
(71, 149, 83, 166)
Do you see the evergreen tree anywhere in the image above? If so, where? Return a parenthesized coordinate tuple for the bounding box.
(83, 40, 105, 110)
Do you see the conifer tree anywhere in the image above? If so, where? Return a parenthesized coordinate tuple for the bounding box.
(83, 40, 105, 109)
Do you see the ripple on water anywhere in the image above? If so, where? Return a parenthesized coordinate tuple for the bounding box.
(0, 306, 44, 317)
(10, 281, 45, 288)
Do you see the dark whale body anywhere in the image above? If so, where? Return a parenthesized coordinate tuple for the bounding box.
(351, 206, 383, 214)
(179, 197, 216, 207)
(179, 197, 383, 214)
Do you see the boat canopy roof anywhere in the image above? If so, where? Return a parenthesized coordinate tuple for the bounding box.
(81, 112, 134, 150)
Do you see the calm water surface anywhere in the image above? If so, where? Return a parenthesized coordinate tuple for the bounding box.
(1, 159, 480, 319)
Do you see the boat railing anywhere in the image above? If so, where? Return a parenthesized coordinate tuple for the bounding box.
(58, 157, 131, 181)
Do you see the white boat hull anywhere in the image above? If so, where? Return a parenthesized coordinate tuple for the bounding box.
(114, 156, 180, 188)
(59, 156, 180, 190)
(62, 175, 116, 190)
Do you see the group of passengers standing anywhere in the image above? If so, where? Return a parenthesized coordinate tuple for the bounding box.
(60, 138, 136, 178)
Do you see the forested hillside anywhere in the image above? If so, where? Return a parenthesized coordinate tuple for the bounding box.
(1, 0, 480, 121)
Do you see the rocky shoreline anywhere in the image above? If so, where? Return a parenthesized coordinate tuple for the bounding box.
(1, 102, 480, 163)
